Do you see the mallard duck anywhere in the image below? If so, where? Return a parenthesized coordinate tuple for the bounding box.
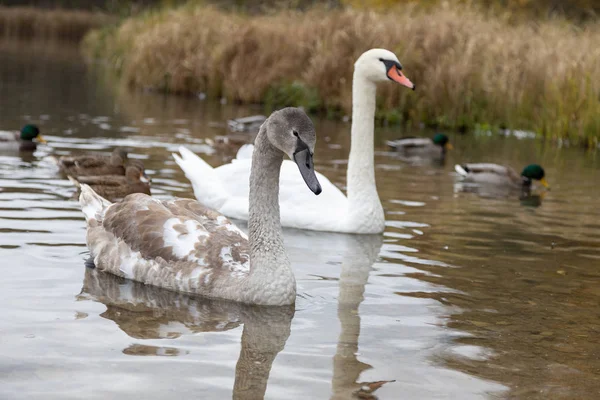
(205, 133, 256, 160)
(68, 165, 151, 202)
(56, 148, 130, 177)
(455, 163, 550, 190)
(127, 159, 151, 181)
(79, 108, 321, 305)
(227, 115, 266, 132)
(385, 133, 452, 160)
(0, 125, 46, 151)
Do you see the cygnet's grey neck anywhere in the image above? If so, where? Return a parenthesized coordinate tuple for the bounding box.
(247, 124, 290, 274)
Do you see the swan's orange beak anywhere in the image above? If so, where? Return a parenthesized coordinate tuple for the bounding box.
(387, 67, 415, 90)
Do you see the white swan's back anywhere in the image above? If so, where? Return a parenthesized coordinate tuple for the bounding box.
(175, 145, 349, 230)
(173, 147, 229, 210)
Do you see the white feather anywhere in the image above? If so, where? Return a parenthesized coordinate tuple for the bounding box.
(234, 144, 254, 161)
(455, 164, 468, 176)
(118, 243, 139, 279)
(175, 145, 349, 231)
(162, 218, 209, 260)
(173, 146, 229, 210)
(79, 184, 112, 222)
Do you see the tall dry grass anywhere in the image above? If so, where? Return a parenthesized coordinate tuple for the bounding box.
(84, 2, 600, 143)
(0, 6, 112, 41)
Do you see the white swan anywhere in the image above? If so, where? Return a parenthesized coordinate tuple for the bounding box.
(174, 48, 415, 234)
(79, 108, 322, 306)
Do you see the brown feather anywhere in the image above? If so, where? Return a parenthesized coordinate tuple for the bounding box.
(70, 165, 151, 202)
(98, 195, 249, 280)
(58, 148, 133, 177)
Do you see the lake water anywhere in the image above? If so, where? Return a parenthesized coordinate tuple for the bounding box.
(1, 39, 599, 400)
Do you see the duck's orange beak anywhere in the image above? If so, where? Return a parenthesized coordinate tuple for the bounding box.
(36, 135, 47, 144)
(445, 143, 454, 150)
(387, 66, 415, 90)
(540, 177, 550, 189)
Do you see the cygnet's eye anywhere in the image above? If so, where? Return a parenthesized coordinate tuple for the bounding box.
(292, 130, 299, 137)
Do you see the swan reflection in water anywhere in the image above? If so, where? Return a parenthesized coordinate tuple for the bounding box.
(78, 230, 391, 399)
(78, 267, 293, 399)
(329, 233, 393, 400)
(282, 228, 393, 399)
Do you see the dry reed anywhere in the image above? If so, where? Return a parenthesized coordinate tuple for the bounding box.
(0, 6, 112, 42)
(84, 2, 600, 143)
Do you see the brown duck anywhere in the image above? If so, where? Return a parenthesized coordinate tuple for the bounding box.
(68, 165, 151, 202)
(57, 148, 129, 178)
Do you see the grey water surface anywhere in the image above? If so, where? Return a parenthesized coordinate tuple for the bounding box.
(1, 39, 599, 400)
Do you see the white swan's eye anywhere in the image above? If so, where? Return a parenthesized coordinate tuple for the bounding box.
(292, 130, 299, 137)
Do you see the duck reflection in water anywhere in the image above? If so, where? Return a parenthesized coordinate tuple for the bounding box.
(454, 182, 547, 208)
(78, 267, 293, 399)
(519, 190, 547, 208)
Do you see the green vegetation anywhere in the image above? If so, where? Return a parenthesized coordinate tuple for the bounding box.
(83, 1, 600, 144)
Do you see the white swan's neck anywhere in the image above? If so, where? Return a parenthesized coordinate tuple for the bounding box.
(346, 72, 384, 231)
(246, 127, 295, 303)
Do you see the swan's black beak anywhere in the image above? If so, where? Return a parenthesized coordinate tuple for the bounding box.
(293, 146, 322, 195)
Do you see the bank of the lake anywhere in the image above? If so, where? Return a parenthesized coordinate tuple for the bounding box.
(0, 6, 112, 41)
(82, 2, 600, 145)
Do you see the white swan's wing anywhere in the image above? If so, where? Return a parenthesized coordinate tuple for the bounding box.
(223, 143, 346, 205)
(277, 160, 349, 230)
(278, 160, 347, 205)
(234, 144, 254, 161)
(212, 145, 253, 218)
(173, 146, 229, 210)
(177, 146, 349, 231)
(214, 147, 349, 226)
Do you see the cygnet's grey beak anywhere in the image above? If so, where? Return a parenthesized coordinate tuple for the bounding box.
(293, 148, 322, 195)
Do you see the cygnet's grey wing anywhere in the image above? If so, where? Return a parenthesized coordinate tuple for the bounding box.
(88, 194, 250, 293)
